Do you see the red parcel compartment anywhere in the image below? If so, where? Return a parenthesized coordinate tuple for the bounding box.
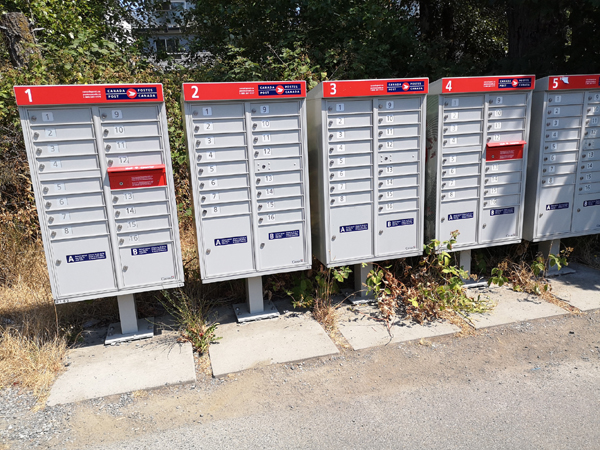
(107, 164, 167, 190)
(485, 140, 525, 161)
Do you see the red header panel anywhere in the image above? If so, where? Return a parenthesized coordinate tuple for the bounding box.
(14, 84, 164, 106)
(547, 75, 600, 91)
(441, 76, 535, 94)
(485, 141, 526, 161)
(322, 79, 428, 98)
(183, 81, 306, 101)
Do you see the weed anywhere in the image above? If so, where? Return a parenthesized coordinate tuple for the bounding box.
(158, 289, 221, 355)
(365, 232, 494, 326)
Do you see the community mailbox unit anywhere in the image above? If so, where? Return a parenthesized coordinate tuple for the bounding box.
(307, 79, 428, 299)
(181, 81, 312, 321)
(524, 75, 600, 256)
(14, 84, 184, 341)
(426, 76, 535, 274)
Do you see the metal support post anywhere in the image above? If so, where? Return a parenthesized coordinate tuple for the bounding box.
(538, 239, 575, 276)
(459, 249, 487, 288)
(348, 263, 374, 305)
(105, 293, 154, 345)
(233, 276, 280, 323)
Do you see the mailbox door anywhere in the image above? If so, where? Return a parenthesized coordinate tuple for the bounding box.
(51, 235, 116, 297)
(330, 204, 373, 261)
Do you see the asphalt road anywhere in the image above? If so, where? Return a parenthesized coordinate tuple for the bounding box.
(82, 315, 600, 450)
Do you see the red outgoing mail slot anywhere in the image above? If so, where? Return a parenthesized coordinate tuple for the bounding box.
(485, 141, 525, 161)
(108, 165, 167, 190)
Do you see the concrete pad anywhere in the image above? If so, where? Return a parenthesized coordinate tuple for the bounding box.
(208, 299, 339, 377)
(549, 262, 600, 311)
(47, 317, 195, 406)
(337, 304, 460, 351)
(467, 286, 567, 329)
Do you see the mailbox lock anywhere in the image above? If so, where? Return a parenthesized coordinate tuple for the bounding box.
(252, 109, 257, 113)
(488, 99, 493, 104)
(580, 187, 583, 191)
(113, 196, 119, 203)
(330, 187, 335, 192)
(31, 116, 37, 122)
(441, 194, 445, 199)
(443, 127, 448, 132)
(39, 164, 45, 171)
(545, 134, 549, 138)
(196, 140, 201, 147)
(260, 243, 265, 249)
(258, 205, 263, 210)
(329, 161, 334, 167)
(586, 119, 590, 125)
(378, 131, 383, 136)
(329, 134, 333, 140)
(443, 140, 447, 145)
(101, 114, 107, 119)
(329, 147, 334, 153)
(200, 182, 205, 189)
(585, 131, 589, 136)
(582, 165, 586, 169)
(256, 178, 261, 184)
(443, 115, 448, 120)
(330, 174, 334, 179)
(328, 107, 332, 112)
(117, 225, 123, 231)
(202, 210, 207, 216)
(103, 130, 109, 136)
(544, 157, 548, 161)
(115, 211, 120, 217)
(105, 144, 111, 152)
(442, 182, 446, 187)
(199, 168, 204, 174)
(257, 191, 262, 197)
(55, 259, 61, 266)
(378, 144, 383, 149)
(108, 160, 114, 166)
(194, 126, 199, 132)
(484, 190, 488, 195)
(123, 266, 128, 272)
(119, 238, 124, 245)
(379, 230, 383, 235)
(543, 169, 547, 173)
(545, 146, 549, 150)
(330, 199, 335, 205)
(45, 201, 51, 208)
(201, 196, 206, 202)
(441, 218, 445, 222)
(48, 217, 54, 223)
(254, 151, 259, 157)
(484, 202, 488, 206)
(193, 110, 198, 117)
(258, 218, 263, 224)
(378, 169, 383, 175)
(539, 213, 543, 218)
(487, 125, 492, 130)
(488, 112, 492, 118)
(206, 249, 211, 255)
(379, 206, 383, 211)
(331, 236, 336, 241)
(33, 132, 39, 139)
(50, 231, 56, 238)
(482, 224, 487, 228)
(43, 187, 49, 194)
(577, 208, 581, 212)
(328, 121, 333, 126)
(547, 122, 551, 126)
(444, 102, 449, 106)
(487, 137, 492, 142)
(542, 180, 546, 184)
(378, 119, 383, 124)
(583, 154, 587, 158)
(589, 96, 593, 100)
(378, 182, 383, 187)
(253, 137, 258, 143)
(442, 159, 447, 164)
(252, 124, 257, 130)
(36, 148, 42, 155)
(378, 104, 383, 108)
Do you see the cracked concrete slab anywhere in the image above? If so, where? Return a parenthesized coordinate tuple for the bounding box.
(549, 263, 600, 311)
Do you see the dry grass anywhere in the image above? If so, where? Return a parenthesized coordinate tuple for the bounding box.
(0, 225, 66, 397)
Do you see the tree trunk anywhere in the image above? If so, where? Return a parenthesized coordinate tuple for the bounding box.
(0, 12, 41, 68)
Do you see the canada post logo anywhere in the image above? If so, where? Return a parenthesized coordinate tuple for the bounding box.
(105, 86, 158, 100)
(258, 83, 302, 96)
(387, 81, 425, 93)
(498, 77, 532, 89)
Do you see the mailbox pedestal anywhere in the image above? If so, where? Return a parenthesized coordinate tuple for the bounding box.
(426, 76, 535, 281)
(307, 79, 429, 300)
(524, 74, 600, 275)
(14, 84, 185, 343)
(181, 82, 312, 322)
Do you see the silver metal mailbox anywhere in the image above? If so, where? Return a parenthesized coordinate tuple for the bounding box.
(307, 79, 428, 300)
(524, 75, 600, 243)
(426, 76, 535, 265)
(15, 84, 185, 342)
(182, 82, 312, 321)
